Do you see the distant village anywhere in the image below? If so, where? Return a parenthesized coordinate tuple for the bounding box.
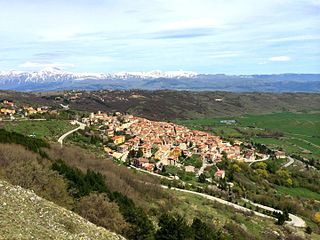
(81, 111, 270, 180)
(0, 99, 52, 121)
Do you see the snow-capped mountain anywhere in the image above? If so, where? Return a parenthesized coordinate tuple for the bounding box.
(113, 70, 198, 79)
(0, 68, 197, 81)
(0, 68, 319, 92)
(0, 68, 198, 91)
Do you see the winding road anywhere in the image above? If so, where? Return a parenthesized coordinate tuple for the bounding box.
(160, 186, 305, 228)
(58, 121, 86, 146)
(132, 164, 306, 228)
(242, 198, 306, 227)
(130, 165, 173, 180)
(245, 155, 270, 166)
(282, 156, 295, 168)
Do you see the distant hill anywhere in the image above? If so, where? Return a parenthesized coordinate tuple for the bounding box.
(0, 68, 319, 92)
(0, 179, 125, 240)
(1, 90, 320, 121)
(47, 90, 320, 120)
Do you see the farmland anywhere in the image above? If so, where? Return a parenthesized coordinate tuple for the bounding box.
(276, 186, 320, 201)
(2, 120, 74, 141)
(175, 112, 320, 160)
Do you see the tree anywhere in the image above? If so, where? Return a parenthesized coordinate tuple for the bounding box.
(305, 226, 312, 235)
(191, 218, 218, 240)
(76, 193, 129, 235)
(314, 212, 320, 223)
(128, 149, 136, 159)
(137, 149, 144, 158)
(218, 178, 227, 191)
(276, 209, 289, 225)
(156, 214, 193, 240)
(198, 173, 206, 183)
(5, 159, 73, 209)
(255, 162, 267, 170)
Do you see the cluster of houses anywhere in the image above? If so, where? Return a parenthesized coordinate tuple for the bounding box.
(82, 111, 262, 179)
(0, 99, 49, 120)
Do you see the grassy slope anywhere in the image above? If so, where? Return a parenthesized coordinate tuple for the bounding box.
(276, 186, 320, 201)
(2, 120, 74, 140)
(0, 179, 124, 240)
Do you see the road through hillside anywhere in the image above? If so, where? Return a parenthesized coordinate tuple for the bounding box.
(58, 121, 86, 146)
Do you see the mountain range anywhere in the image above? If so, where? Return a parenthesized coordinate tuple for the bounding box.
(0, 67, 319, 92)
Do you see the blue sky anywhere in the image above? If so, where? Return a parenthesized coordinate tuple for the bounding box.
(0, 0, 319, 74)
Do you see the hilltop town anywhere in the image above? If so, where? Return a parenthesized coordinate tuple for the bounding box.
(0, 98, 283, 182)
(83, 111, 268, 181)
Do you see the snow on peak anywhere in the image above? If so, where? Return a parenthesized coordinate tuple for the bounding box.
(113, 70, 198, 79)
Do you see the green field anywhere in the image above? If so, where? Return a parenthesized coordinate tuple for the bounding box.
(2, 120, 74, 141)
(176, 112, 320, 160)
(276, 186, 320, 201)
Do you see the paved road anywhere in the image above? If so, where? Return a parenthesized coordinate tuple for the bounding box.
(282, 156, 295, 168)
(242, 198, 306, 228)
(244, 155, 270, 166)
(161, 186, 305, 228)
(2, 118, 47, 122)
(132, 163, 306, 228)
(130, 165, 173, 180)
(161, 185, 274, 218)
(58, 121, 86, 146)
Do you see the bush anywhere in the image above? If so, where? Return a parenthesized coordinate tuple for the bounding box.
(76, 193, 129, 235)
(305, 226, 312, 235)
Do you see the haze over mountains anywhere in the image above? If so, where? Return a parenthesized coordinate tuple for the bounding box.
(0, 67, 319, 92)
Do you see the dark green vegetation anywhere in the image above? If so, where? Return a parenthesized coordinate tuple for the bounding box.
(176, 112, 320, 160)
(0, 128, 49, 157)
(1, 90, 320, 120)
(52, 160, 154, 239)
(156, 214, 221, 240)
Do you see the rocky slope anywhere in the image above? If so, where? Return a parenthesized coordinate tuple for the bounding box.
(0, 179, 125, 240)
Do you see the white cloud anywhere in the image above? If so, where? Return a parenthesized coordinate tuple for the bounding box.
(208, 52, 240, 59)
(19, 61, 75, 69)
(267, 35, 320, 43)
(158, 18, 223, 31)
(268, 56, 291, 62)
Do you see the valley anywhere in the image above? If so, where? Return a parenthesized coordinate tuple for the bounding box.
(0, 91, 320, 239)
